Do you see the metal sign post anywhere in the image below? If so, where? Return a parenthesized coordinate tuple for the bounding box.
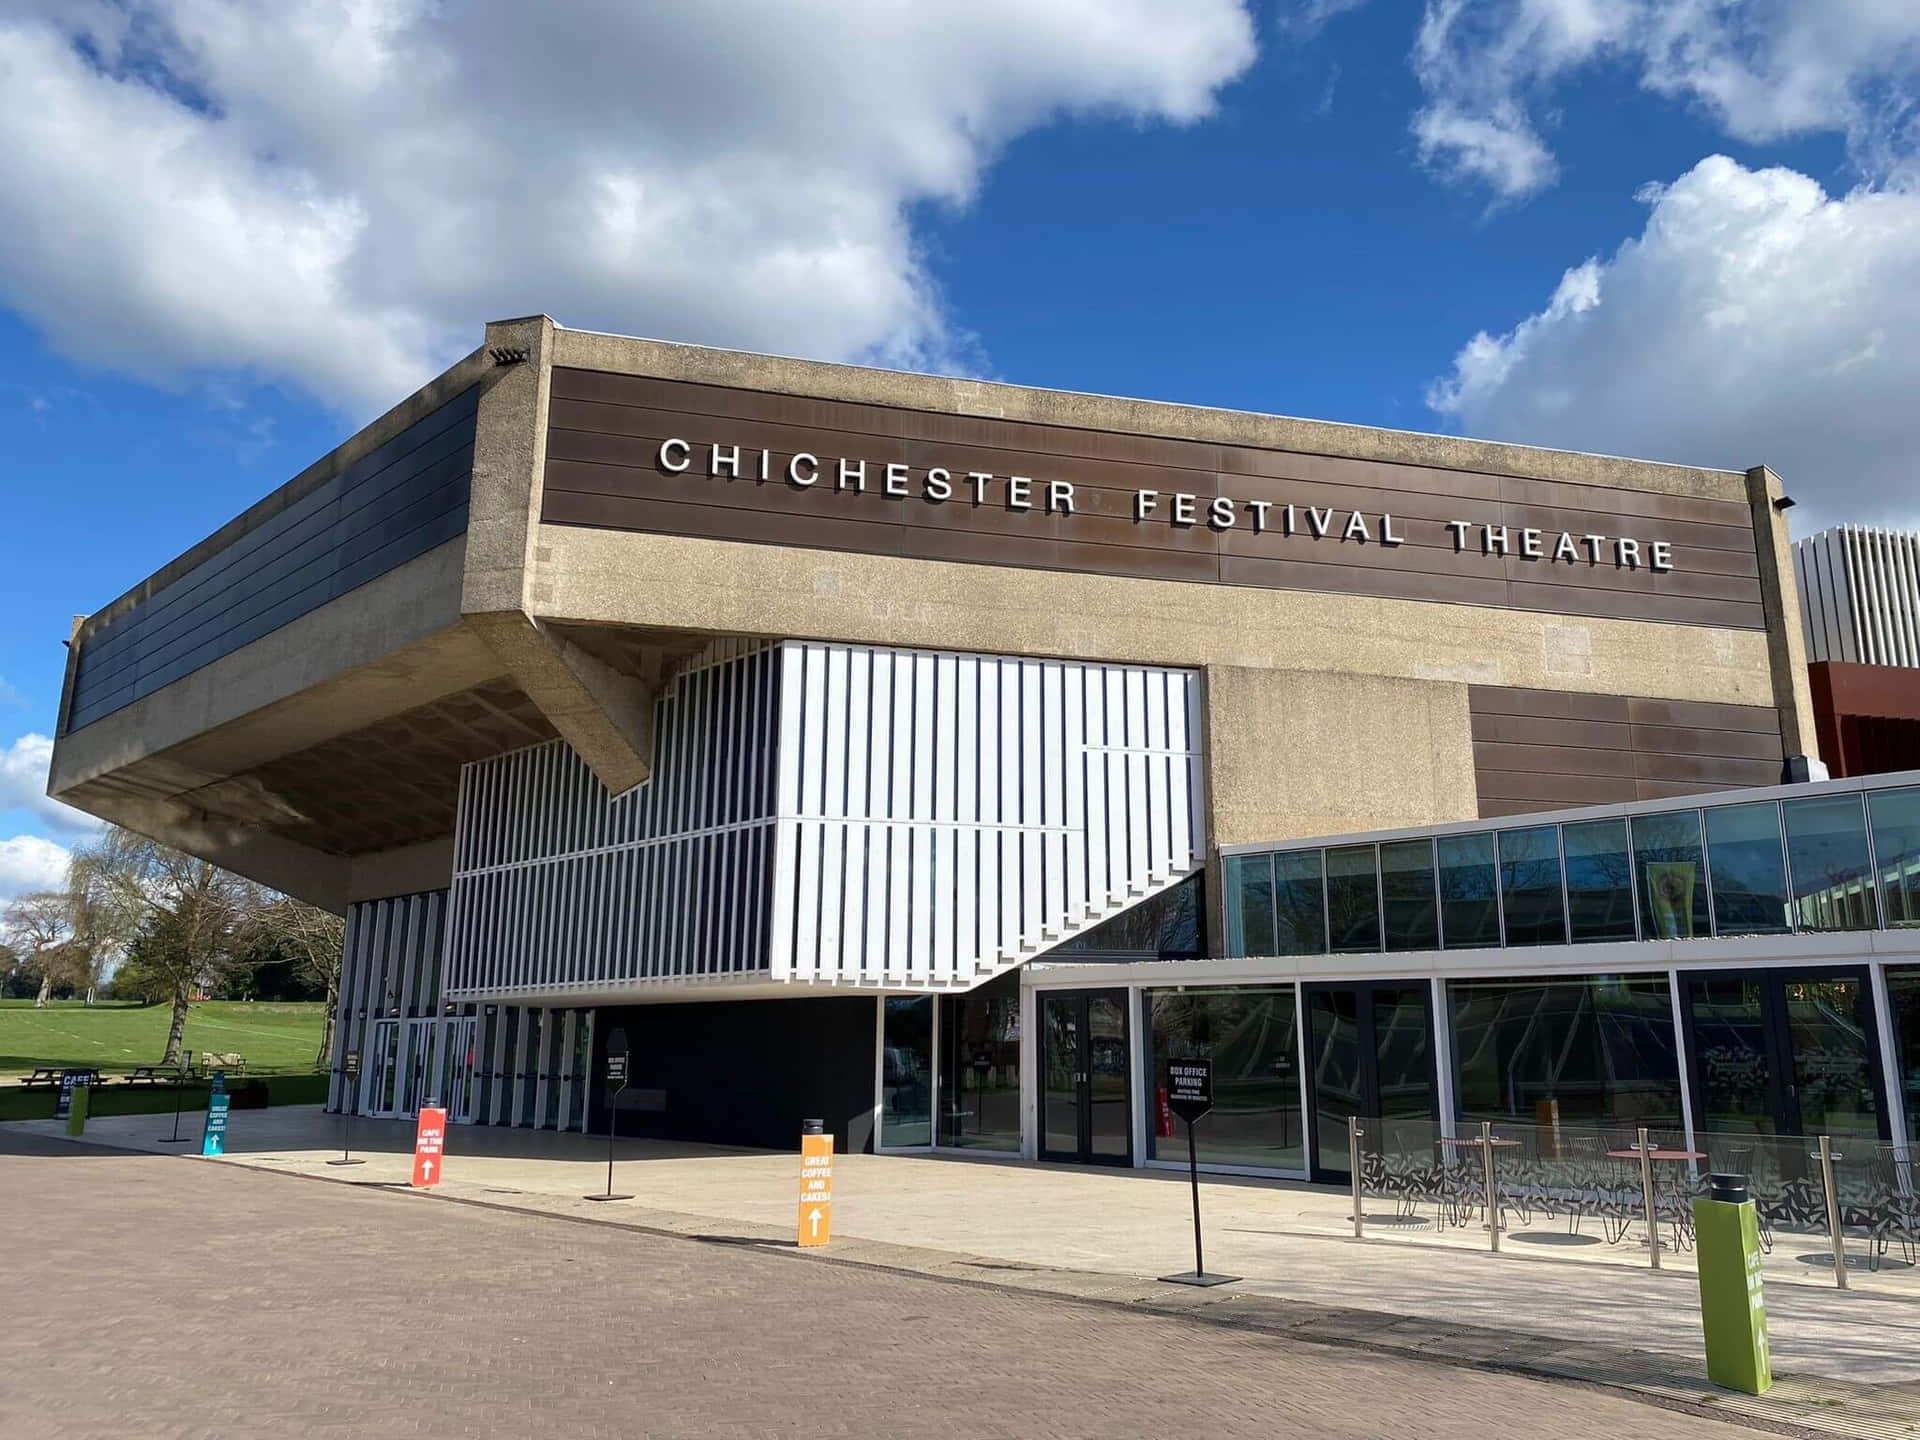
(159, 1053, 193, 1143)
(328, 1050, 365, 1167)
(586, 1028, 633, 1202)
(1158, 1059, 1238, 1288)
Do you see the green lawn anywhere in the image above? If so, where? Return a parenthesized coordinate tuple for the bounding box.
(0, 1000, 329, 1122)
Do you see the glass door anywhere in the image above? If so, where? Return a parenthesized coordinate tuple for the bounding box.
(402, 1017, 437, 1115)
(368, 1019, 401, 1116)
(1305, 983, 1437, 1184)
(441, 1017, 479, 1124)
(1681, 967, 1888, 1141)
(1038, 990, 1132, 1165)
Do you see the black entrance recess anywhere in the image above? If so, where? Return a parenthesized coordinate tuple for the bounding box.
(1040, 990, 1132, 1165)
(1680, 966, 1889, 1142)
(1304, 983, 1438, 1183)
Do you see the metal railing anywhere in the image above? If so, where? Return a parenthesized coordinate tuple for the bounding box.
(1346, 1116, 1918, 1287)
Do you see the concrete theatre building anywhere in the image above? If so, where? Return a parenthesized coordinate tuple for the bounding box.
(47, 316, 1920, 1179)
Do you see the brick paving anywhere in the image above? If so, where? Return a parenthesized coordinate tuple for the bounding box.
(0, 1131, 1774, 1440)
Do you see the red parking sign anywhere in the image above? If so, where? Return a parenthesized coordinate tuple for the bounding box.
(411, 1106, 447, 1188)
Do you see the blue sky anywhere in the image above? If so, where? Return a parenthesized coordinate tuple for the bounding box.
(3, 1, 1919, 896)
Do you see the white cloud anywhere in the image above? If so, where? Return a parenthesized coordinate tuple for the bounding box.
(1411, 0, 1920, 198)
(0, 733, 100, 836)
(0, 835, 71, 904)
(0, 2, 1257, 414)
(1428, 155, 1920, 533)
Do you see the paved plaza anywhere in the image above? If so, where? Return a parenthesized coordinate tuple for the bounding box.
(9, 1107, 1920, 1437)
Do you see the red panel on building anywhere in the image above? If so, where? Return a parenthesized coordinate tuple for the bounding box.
(1808, 662, 1920, 777)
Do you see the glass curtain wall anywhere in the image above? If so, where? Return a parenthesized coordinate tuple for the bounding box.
(1705, 803, 1792, 935)
(1498, 827, 1566, 945)
(1147, 987, 1303, 1171)
(1869, 788, 1920, 927)
(1631, 811, 1711, 940)
(1438, 833, 1500, 948)
(882, 996, 933, 1146)
(1784, 794, 1878, 930)
(1563, 819, 1636, 943)
(1449, 975, 1683, 1129)
(937, 973, 1020, 1152)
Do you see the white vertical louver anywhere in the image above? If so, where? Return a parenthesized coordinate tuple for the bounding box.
(1796, 526, 1920, 667)
(765, 642, 1205, 988)
(444, 640, 1206, 998)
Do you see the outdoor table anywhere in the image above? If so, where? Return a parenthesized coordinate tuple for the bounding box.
(1606, 1147, 1705, 1162)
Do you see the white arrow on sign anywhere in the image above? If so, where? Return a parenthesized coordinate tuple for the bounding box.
(422, 1160, 435, 1180)
(808, 1207, 823, 1237)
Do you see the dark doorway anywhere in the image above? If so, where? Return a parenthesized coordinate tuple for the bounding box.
(1680, 966, 1889, 1142)
(1304, 982, 1438, 1183)
(1039, 990, 1132, 1165)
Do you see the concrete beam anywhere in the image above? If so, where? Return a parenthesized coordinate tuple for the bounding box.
(464, 611, 656, 794)
(67, 786, 350, 913)
(1746, 465, 1823, 771)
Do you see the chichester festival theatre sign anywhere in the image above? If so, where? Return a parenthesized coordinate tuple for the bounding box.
(656, 438, 1678, 572)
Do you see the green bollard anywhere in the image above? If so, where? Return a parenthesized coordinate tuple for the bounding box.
(66, 1081, 91, 1137)
(1693, 1174, 1771, 1395)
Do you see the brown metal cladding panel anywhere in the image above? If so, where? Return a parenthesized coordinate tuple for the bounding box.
(547, 455, 1227, 557)
(1625, 697, 1785, 735)
(1470, 713, 1636, 751)
(1498, 474, 1755, 531)
(550, 400, 1215, 504)
(1498, 502, 1759, 556)
(552, 369, 1224, 474)
(1633, 777, 1771, 802)
(1469, 687, 1631, 723)
(545, 368, 1767, 630)
(1475, 769, 1642, 807)
(542, 489, 908, 558)
(1633, 750, 1784, 785)
(1628, 724, 1784, 763)
(1473, 741, 1641, 779)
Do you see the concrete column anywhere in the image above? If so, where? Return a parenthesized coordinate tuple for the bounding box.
(1746, 465, 1824, 776)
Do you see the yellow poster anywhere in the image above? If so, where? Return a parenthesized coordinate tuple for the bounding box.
(1648, 861, 1697, 939)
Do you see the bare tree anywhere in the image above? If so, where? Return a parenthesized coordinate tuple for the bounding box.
(1, 890, 83, 1007)
(70, 828, 268, 1064)
(249, 897, 347, 1065)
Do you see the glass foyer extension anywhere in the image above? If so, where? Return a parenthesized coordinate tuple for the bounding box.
(876, 771, 1920, 1185)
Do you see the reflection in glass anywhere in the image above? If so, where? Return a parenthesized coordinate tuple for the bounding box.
(881, 995, 933, 1146)
(1326, 845, 1381, 953)
(1307, 989, 1364, 1176)
(1056, 873, 1204, 958)
(1225, 852, 1275, 957)
(1869, 787, 1920, 927)
(1148, 987, 1302, 1171)
(1381, 839, 1439, 951)
(1438, 833, 1500, 949)
(1498, 826, 1566, 946)
(1087, 994, 1131, 1160)
(1041, 994, 1078, 1157)
(1374, 986, 1434, 1125)
(1706, 803, 1791, 936)
(1686, 975, 1776, 1137)
(1889, 969, 1920, 1145)
(1274, 850, 1327, 955)
(1450, 975, 1681, 1128)
(1563, 819, 1636, 943)
(938, 973, 1020, 1151)
(1631, 810, 1710, 940)
(1784, 794, 1878, 930)
(1781, 977, 1880, 1140)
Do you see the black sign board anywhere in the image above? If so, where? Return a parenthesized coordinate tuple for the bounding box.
(1168, 1060, 1213, 1123)
(606, 1053, 628, 1086)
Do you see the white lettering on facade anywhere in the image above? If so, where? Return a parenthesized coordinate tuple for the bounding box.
(654, 433, 1688, 576)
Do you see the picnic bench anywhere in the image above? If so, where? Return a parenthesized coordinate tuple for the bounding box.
(193, 1052, 248, 1080)
(23, 1066, 101, 1088)
(122, 1065, 178, 1087)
